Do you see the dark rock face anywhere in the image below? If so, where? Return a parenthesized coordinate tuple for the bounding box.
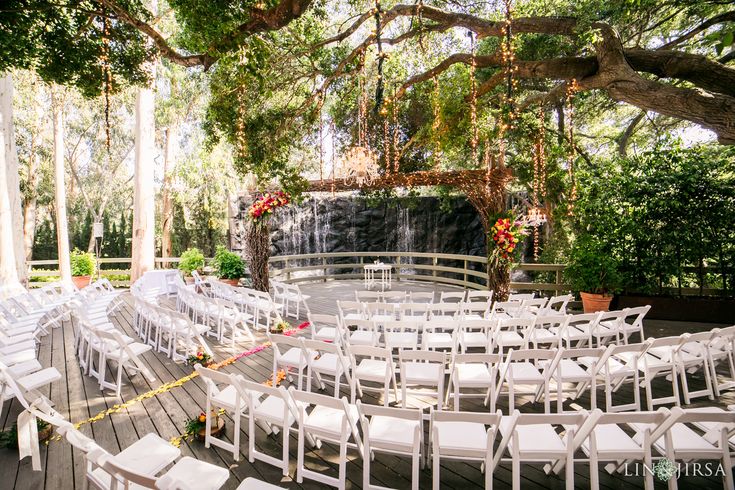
(233, 195, 487, 257)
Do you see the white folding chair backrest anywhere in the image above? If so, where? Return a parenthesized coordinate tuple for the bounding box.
(355, 291, 382, 302)
(409, 292, 434, 304)
(439, 291, 466, 303)
(382, 291, 408, 304)
(544, 294, 573, 315)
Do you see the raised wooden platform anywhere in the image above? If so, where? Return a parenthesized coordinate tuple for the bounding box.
(0, 280, 732, 489)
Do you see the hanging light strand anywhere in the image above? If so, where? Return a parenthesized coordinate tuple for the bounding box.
(100, 7, 112, 155)
(566, 78, 579, 216)
(468, 31, 478, 166)
(431, 76, 442, 172)
(500, 0, 519, 128)
(317, 91, 324, 183)
(391, 85, 400, 173)
(358, 50, 368, 147)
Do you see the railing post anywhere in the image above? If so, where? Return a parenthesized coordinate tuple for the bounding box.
(322, 256, 327, 282)
(432, 256, 438, 282)
(286, 259, 291, 283)
(395, 255, 401, 282)
(463, 259, 468, 287)
(556, 266, 563, 292)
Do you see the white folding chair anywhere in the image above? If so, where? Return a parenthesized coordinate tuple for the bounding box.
(342, 318, 380, 347)
(365, 302, 397, 324)
(618, 305, 650, 344)
(94, 329, 155, 397)
(446, 353, 500, 411)
(457, 319, 493, 353)
(430, 409, 501, 490)
(268, 333, 316, 391)
(291, 388, 362, 489)
(195, 365, 245, 460)
(337, 300, 365, 322)
(399, 349, 446, 411)
(231, 375, 310, 476)
(302, 338, 352, 398)
(397, 303, 430, 323)
(466, 290, 493, 304)
(491, 317, 534, 352)
(382, 291, 408, 304)
(348, 345, 399, 407)
(496, 410, 587, 490)
(547, 347, 605, 412)
(495, 348, 557, 413)
(408, 292, 434, 304)
(541, 294, 573, 315)
(308, 313, 341, 343)
(422, 318, 459, 353)
(429, 302, 463, 322)
(383, 320, 421, 352)
(357, 401, 423, 490)
(527, 315, 566, 349)
(508, 293, 535, 301)
(355, 291, 382, 303)
(439, 291, 466, 304)
(583, 341, 648, 412)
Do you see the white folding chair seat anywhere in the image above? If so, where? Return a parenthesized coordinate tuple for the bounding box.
(365, 302, 397, 324)
(237, 478, 286, 490)
(408, 292, 434, 304)
(7, 359, 42, 378)
(552, 312, 601, 348)
(492, 317, 534, 352)
(357, 401, 423, 490)
(462, 301, 490, 321)
(528, 315, 566, 349)
(337, 301, 365, 322)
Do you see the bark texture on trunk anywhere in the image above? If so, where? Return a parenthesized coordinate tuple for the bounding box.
(51, 88, 72, 284)
(0, 74, 24, 297)
(131, 81, 157, 282)
(22, 146, 39, 261)
(161, 125, 176, 259)
(245, 221, 270, 292)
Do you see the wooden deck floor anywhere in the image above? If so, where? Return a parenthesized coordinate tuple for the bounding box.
(1, 280, 733, 490)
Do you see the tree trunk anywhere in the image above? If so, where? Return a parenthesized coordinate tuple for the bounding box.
(22, 143, 39, 261)
(0, 74, 25, 297)
(487, 261, 511, 301)
(51, 87, 72, 285)
(245, 220, 270, 291)
(161, 124, 176, 260)
(130, 68, 157, 282)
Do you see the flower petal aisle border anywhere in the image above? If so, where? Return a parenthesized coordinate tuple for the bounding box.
(48, 321, 310, 443)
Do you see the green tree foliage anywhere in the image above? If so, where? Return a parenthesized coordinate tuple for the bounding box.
(573, 144, 735, 295)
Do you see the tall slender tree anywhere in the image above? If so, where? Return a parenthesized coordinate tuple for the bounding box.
(51, 86, 71, 284)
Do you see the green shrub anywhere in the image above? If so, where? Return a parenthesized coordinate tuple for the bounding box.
(178, 248, 205, 276)
(70, 249, 95, 277)
(212, 246, 245, 279)
(564, 235, 622, 295)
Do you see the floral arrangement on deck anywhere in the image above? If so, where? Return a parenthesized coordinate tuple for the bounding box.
(247, 191, 291, 223)
(184, 410, 224, 442)
(186, 350, 212, 367)
(488, 216, 528, 267)
(269, 320, 289, 334)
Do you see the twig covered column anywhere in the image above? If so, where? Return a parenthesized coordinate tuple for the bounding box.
(245, 220, 270, 291)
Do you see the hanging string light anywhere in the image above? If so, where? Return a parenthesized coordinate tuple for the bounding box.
(374, 0, 386, 111)
(431, 76, 442, 171)
(358, 51, 368, 147)
(527, 109, 548, 260)
(468, 31, 478, 166)
(500, 0, 519, 128)
(317, 91, 324, 183)
(100, 7, 112, 154)
(392, 85, 400, 173)
(381, 101, 391, 172)
(565, 78, 580, 216)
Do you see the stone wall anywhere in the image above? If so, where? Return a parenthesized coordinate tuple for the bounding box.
(230, 195, 487, 257)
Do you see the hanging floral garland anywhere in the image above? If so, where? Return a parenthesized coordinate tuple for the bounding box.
(488, 216, 528, 268)
(247, 191, 292, 223)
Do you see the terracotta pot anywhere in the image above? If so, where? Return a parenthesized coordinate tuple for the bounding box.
(72, 275, 91, 289)
(580, 291, 614, 313)
(219, 278, 240, 287)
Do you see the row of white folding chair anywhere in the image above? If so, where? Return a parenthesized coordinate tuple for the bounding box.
(337, 300, 491, 325)
(197, 361, 735, 490)
(176, 286, 255, 347)
(206, 282, 282, 331)
(133, 298, 213, 361)
(270, 280, 311, 319)
(354, 289, 494, 305)
(57, 420, 229, 489)
(70, 300, 156, 397)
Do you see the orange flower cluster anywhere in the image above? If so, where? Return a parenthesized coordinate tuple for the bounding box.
(248, 191, 291, 222)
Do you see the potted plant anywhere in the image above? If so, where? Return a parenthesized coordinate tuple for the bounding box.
(212, 245, 245, 287)
(70, 249, 95, 289)
(178, 248, 205, 284)
(0, 420, 52, 448)
(564, 235, 622, 313)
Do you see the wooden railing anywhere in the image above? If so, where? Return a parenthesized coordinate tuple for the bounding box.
(27, 252, 568, 293)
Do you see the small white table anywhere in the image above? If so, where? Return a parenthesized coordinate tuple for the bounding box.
(364, 263, 393, 291)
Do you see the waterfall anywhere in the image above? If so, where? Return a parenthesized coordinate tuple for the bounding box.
(397, 205, 416, 275)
